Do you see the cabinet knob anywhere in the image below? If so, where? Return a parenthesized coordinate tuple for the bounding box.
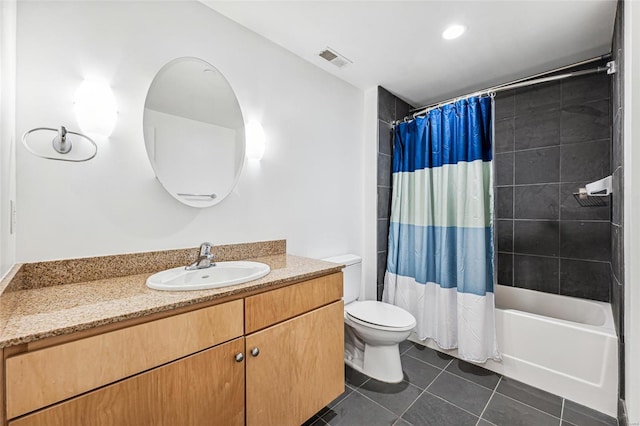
(235, 353, 244, 362)
(250, 347, 260, 357)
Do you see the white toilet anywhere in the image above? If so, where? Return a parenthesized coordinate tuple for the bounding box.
(323, 254, 416, 383)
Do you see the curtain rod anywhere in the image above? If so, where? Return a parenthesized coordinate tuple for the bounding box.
(397, 53, 613, 124)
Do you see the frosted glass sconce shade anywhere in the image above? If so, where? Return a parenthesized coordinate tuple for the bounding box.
(246, 121, 265, 160)
(74, 79, 117, 136)
(442, 24, 466, 40)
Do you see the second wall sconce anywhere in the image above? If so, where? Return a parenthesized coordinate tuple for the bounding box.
(245, 120, 265, 161)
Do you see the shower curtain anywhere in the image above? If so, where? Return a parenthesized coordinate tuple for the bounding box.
(383, 96, 500, 363)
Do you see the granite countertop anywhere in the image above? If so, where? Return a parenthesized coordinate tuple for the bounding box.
(0, 252, 343, 349)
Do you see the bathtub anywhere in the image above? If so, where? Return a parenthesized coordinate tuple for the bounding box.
(409, 284, 618, 417)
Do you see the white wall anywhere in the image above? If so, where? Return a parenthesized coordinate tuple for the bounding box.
(625, 0, 640, 423)
(15, 1, 363, 262)
(0, 0, 17, 278)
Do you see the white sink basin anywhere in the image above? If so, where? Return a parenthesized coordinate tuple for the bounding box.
(146, 261, 271, 291)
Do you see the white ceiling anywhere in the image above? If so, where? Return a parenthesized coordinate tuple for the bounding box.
(202, 0, 617, 108)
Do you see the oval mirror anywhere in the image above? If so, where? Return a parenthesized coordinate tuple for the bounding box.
(143, 57, 245, 207)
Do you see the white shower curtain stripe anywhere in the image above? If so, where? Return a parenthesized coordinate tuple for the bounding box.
(390, 161, 493, 228)
(383, 96, 500, 363)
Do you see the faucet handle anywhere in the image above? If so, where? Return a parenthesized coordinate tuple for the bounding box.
(199, 242, 213, 256)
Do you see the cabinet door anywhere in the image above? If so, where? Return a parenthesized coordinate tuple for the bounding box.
(245, 301, 344, 426)
(10, 338, 245, 426)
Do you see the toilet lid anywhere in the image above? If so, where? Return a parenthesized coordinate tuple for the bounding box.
(345, 301, 416, 329)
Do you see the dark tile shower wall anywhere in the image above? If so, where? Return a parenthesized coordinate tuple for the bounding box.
(494, 69, 613, 302)
(611, 0, 625, 407)
(377, 87, 414, 301)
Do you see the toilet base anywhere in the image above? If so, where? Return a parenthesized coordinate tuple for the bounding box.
(344, 342, 404, 383)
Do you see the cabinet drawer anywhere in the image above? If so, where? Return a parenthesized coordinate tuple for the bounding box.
(245, 272, 342, 333)
(8, 338, 246, 426)
(5, 299, 243, 419)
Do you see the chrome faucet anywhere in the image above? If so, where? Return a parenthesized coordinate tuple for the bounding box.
(186, 242, 215, 270)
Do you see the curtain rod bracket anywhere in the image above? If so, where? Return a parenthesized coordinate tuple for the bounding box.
(607, 60, 617, 75)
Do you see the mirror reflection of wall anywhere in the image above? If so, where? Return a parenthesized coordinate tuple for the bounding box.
(143, 58, 245, 207)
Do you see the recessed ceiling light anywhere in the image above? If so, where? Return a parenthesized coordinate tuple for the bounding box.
(442, 24, 466, 40)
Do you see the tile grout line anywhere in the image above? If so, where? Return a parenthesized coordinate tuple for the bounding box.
(558, 90, 564, 296)
(349, 386, 409, 422)
(475, 375, 502, 425)
(496, 180, 613, 188)
(511, 118, 516, 287)
(438, 367, 501, 392)
(314, 415, 328, 425)
(422, 388, 486, 420)
(393, 359, 454, 423)
(403, 347, 504, 390)
(403, 352, 454, 372)
(502, 252, 612, 264)
(407, 353, 501, 392)
(493, 388, 564, 422)
(320, 382, 360, 417)
(560, 398, 566, 424)
(348, 369, 425, 422)
(496, 137, 612, 156)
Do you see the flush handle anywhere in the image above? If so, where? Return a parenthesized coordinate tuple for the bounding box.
(250, 347, 260, 357)
(235, 353, 244, 363)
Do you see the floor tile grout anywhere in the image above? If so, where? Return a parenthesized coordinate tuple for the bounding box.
(402, 351, 452, 371)
(437, 366, 501, 392)
(423, 389, 484, 419)
(475, 375, 502, 425)
(394, 386, 425, 424)
(393, 361, 451, 423)
(350, 387, 408, 420)
(404, 351, 503, 393)
(314, 416, 328, 425)
(494, 388, 564, 422)
(331, 344, 617, 426)
(396, 359, 492, 424)
(323, 388, 354, 412)
(399, 344, 413, 356)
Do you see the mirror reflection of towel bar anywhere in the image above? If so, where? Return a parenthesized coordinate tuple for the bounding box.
(177, 193, 217, 200)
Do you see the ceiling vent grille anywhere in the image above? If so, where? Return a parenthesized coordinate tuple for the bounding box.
(318, 47, 352, 68)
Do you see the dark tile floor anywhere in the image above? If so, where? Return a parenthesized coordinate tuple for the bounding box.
(303, 341, 618, 426)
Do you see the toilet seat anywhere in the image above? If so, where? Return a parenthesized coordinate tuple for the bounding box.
(345, 301, 416, 332)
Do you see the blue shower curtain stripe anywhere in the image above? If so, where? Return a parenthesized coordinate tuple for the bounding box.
(386, 223, 493, 296)
(393, 99, 493, 173)
(383, 95, 500, 363)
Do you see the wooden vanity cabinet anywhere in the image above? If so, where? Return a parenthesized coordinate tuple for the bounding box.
(9, 338, 246, 426)
(2, 272, 344, 426)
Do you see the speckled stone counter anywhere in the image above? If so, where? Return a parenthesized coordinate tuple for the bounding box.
(0, 241, 343, 348)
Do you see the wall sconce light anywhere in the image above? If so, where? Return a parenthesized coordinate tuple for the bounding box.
(245, 121, 265, 161)
(74, 79, 117, 137)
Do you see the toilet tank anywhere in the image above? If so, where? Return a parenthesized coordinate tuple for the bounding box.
(322, 254, 361, 304)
